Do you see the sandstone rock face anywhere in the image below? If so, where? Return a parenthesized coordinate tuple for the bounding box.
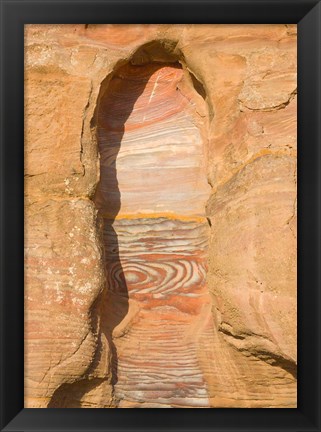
(25, 24, 297, 408)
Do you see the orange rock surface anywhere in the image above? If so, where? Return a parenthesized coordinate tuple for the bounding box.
(24, 24, 297, 408)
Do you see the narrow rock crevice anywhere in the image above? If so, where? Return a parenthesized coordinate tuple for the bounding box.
(88, 43, 213, 407)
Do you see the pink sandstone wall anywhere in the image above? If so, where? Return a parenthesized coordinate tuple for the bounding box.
(24, 24, 297, 408)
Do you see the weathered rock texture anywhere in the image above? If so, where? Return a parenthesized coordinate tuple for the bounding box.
(24, 24, 297, 408)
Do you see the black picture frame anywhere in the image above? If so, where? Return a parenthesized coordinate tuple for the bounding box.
(1, 0, 320, 431)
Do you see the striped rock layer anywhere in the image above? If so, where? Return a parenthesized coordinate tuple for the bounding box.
(94, 63, 213, 407)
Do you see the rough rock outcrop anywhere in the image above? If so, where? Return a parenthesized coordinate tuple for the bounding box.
(25, 24, 297, 408)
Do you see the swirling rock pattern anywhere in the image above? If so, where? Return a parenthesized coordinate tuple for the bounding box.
(105, 218, 212, 407)
(94, 63, 213, 407)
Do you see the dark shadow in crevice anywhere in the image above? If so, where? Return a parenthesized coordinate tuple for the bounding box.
(48, 377, 106, 408)
(130, 39, 180, 65)
(190, 73, 207, 101)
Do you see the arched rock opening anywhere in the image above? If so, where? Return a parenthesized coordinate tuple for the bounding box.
(50, 41, 214, 408)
